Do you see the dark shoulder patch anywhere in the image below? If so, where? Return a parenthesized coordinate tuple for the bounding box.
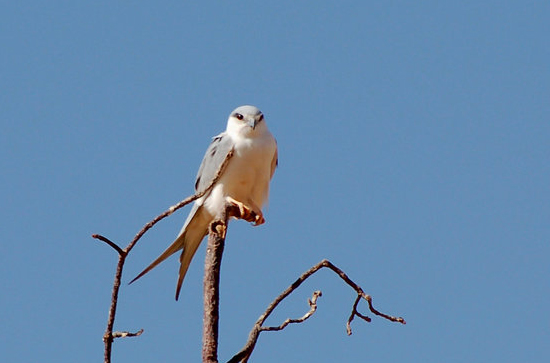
(194, 176, 201, 191)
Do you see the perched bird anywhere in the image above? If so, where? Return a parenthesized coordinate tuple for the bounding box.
(130, 105, 278, 300)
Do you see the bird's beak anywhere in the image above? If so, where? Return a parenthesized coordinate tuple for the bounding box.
(247, 118, 258, 129)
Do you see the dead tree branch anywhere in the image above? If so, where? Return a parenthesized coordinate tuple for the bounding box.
(202, 203, 246, 363)
(112, 329, 144, 338)
(202, 209, 228, 363)
(228, 259, 406, 363)
(92, 149, 234, 363)
(260, 290, 322, 332)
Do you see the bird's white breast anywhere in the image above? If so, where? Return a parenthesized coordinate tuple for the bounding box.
(204, 130, 276, 217)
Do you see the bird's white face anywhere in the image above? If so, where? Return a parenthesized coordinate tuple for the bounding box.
(226, 105, 267, 138)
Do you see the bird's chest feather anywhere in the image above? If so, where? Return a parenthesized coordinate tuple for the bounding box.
(203, 129, 276, 215)
(224, 137, 274, 189)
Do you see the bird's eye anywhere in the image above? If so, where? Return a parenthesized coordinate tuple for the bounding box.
(258, 114, 264, 122)
(234, 113, 244, 120)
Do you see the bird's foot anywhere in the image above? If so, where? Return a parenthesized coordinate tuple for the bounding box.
(225, 197, 265, 226)
(252, 213, 265, 226)
(210, 219, 228, 238)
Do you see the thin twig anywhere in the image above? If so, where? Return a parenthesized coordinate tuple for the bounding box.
(92, 234, 124, 255)
(259, 291, 322, 332)
(228, 259, 406, 363)
(112, 329, 144, 338)
(346, 295, 370, 335)
(93, 149, 235, 363)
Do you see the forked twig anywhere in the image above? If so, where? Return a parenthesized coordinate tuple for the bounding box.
(260, 290, 322, 332)
(228, 259, 406, 363)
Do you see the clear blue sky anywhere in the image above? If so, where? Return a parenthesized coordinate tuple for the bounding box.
(1, 1, 548, 362)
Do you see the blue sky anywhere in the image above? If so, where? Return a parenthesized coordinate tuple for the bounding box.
(1, 1, 549, 362)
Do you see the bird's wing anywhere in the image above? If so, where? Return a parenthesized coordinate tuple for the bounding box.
(194, 132, 235, 193)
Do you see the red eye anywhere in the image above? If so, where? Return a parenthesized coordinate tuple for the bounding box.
(234, 113, 244, 120)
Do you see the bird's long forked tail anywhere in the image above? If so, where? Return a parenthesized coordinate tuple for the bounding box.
(129, 204, 212, 300)
(174, 230, 205, 300)
(128, 233, 186, 285)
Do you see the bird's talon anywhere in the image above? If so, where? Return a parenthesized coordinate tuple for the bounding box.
(226, 196, 264, 224)
(253, 214, 265, 226)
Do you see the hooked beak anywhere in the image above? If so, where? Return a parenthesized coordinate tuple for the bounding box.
(247, 118, 258, 129)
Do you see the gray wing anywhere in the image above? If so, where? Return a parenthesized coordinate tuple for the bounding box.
(194, 132, 235, 193)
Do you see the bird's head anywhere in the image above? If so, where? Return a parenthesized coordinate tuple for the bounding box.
(226, 105, 266, 137)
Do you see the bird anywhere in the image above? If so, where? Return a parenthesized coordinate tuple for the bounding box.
(130, 105, 278, 300)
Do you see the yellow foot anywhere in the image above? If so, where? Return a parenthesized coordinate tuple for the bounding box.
(225, 196, 265, 226)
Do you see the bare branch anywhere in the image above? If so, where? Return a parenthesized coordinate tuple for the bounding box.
(112, 329, 144, 338)
(201, 202, 247, 363)
(100, 249, 130, 363)
(260, 290, 322, 332)
(93, 149, 235, 363)
(346, 295, 370, 335)
(202, 208, 230, 363)
(92, 234, 124, 256)
(228, 259, 406, 363)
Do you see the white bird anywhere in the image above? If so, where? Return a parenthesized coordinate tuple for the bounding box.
(130, 105, 278, 300)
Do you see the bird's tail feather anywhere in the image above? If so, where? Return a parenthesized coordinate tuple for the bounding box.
(129, 204, 210, 293)
(175, 206, 211, 300)
(128, 232, 187, 285)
